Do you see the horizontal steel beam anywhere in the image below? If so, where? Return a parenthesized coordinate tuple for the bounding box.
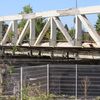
(0, 6, 100, 21)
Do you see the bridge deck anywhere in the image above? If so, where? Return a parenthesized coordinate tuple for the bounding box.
(0, 46, 100, 66)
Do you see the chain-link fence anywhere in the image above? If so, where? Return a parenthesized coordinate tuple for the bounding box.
(3, 64, 100, 100)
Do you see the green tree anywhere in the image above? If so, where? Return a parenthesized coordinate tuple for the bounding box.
(18, 5, 45, 42)
(18, 5, 33, 30)
(2, 22, 8, 36)
(68, 28, 75, 39)
(35, 18, 45, 37)
(21, 5, 33, 14)
(57, 29, 66, 41)
(64, 24, 69, 31)
(95, 14, 100, 34)
(18, 5, 33, 41)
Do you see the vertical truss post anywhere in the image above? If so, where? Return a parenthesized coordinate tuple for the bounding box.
(29, 19, 35, 46)
(47, 64, 50, 94)
(75, 15, 82, 46)
(0, 22, 2, 42)
(50, 17, 57, 46)
(12, 20, 18, 45)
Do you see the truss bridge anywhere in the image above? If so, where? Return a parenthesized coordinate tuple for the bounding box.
(0, 6, 100, 60)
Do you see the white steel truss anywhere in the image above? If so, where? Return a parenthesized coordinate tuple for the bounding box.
(0, 6, 100, 47)
(34, 18, 50, 46)
(16, 20, 30, 45)
(1, 21, 13, 45)
(78, 15, 100, 46)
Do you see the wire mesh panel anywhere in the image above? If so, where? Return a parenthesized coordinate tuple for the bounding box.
(49, 64, 76, 96)
(77, 65, 100, 99)
(22, 65, 47, 94)
(49, 64, 100, 98)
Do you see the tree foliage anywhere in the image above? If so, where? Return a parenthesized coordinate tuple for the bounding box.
(95, 14, 100, 34)
(35, 18, 45, 37)
(21, 5, 33, 14)
(68, 28, 75, 39)
(18, 5, 45, 41)
(18, 5, 33, 30)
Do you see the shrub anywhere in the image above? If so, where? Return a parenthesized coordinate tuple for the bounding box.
(21, 85, 55, 100)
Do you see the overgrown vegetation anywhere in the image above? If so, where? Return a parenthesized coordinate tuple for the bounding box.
(21, 84, 55, 100)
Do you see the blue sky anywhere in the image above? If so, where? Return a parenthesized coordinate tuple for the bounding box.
(0, 0, 100, 15)
(0, 0, 100, 28)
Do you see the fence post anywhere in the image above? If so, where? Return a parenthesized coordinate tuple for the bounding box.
(47, 64, 50, 94)
(20, 67, 23, 100)
(75, 53, 78, 100)
(75, 63, 78, 100)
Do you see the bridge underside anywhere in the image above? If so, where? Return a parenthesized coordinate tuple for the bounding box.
(0, 46, 100, 66)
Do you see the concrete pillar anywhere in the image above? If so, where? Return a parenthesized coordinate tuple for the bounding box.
(29, 19, 35, 46)
(50, 17, 57, 46)
(12, 20, 18, 45)
(75, 15, 82, 46)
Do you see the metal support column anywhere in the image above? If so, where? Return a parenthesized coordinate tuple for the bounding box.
(75, 63, 78, 100)
(75, 53, 78, 100)
(20, 67, 23, 100)
(47, 64, 50, 94)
